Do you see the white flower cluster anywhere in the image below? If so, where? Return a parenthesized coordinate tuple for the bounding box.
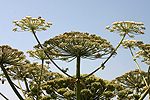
(0, 45, 25, 66)
(43, 32, 114, 60)
(136, 44, 150, 65)
(13, 16, 52, 32)
(121, 39, 150, 65)
(122, 40, 143, 49)
(27, 49, 48, 60)
(106, 21, 145, 37)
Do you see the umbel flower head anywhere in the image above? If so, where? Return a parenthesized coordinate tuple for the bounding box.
(106, 21, 145, 37)
(0, 45, 25, 66)
(112, 69, 147, 100)
(136, 44, 150, 65)
(13, 16, 52, 32)
(122, 40, 143, 49)
(8, 62, 63, 80)
(27, 48, 48, 60)
(41, 32, 114, 61)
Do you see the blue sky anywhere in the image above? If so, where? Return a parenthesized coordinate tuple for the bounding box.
(0, 0, 150, 99)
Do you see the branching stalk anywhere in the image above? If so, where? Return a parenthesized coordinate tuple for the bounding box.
(129, 47, 148, 87)
(83, 34, 126, 79)
(31, 29, 73, 78)
(0, 64, 24, 100)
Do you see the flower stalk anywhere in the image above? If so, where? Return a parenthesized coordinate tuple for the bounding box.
(0, 64, 24, 100)
(31, 29, 73, 78)
(76, 56, 81, 100)
(129, 47, 148, 87)
(83, 33, 126, 79)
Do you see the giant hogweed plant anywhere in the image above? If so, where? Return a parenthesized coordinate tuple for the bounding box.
(12, 16, 147, 100)
(37, 31, 115, 100)
(0, 16, 147, 100)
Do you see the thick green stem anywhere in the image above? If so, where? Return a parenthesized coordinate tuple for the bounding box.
(76, 56, 81, 100)
(0, 65, 24, 100)
(84, 34, 126, 79)
(31, 29, 73, 78)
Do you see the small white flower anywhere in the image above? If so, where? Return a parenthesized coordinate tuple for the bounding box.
(13, 16, 52, 32)
(106, 21, 145, 37)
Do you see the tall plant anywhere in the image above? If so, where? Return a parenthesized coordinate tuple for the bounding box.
(12, 16, 146, 100)
(40, 31, 114, 99)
